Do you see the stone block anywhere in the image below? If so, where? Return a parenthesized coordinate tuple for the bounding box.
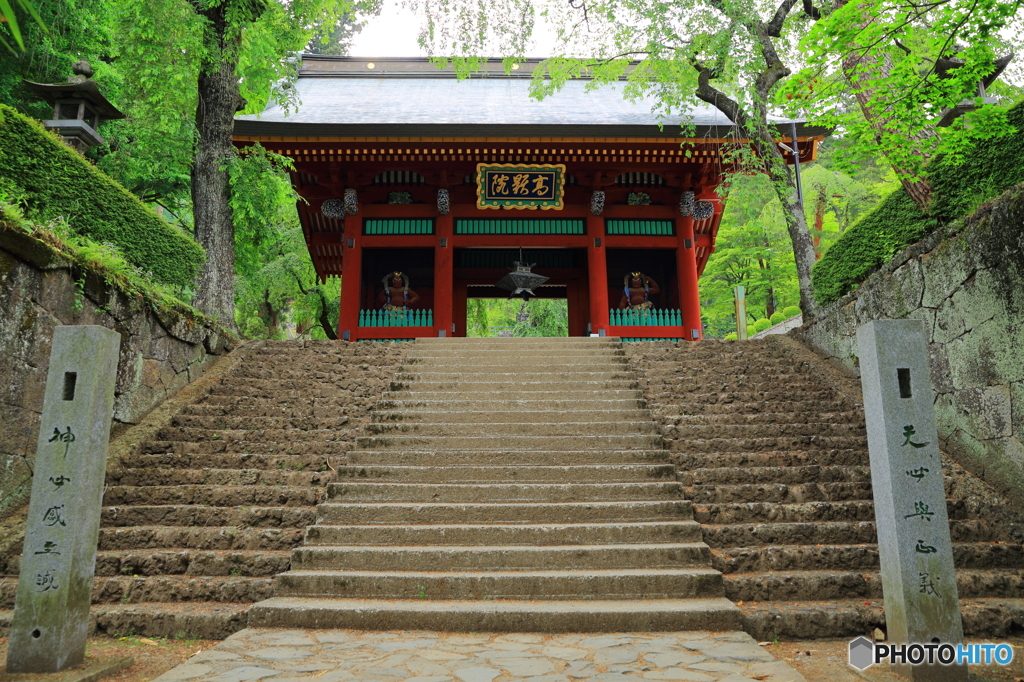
(920, 234, 978, 309)
(883, 259, 925, 319)
(949, 386, 1013, 440)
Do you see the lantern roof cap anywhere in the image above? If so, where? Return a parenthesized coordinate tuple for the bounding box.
(23, 78, 125, 120)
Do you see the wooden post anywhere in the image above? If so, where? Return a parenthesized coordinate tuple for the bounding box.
(338, 213, 362, 341)
(676, 215, 702, 341)
(586, 216, 609, 335)
(434, 214, 454, 337)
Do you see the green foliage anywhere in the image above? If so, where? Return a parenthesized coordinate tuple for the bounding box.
(0, 104, 204, 287)
(813, 100, 1024, 305)
(769, 311, 786, 325)
(753, 318, 772, 333)
(724, 332, 738, 340)
(0, 0, 47, 54)
(782, 305, 801, 318)
(466, 298, 568, 337)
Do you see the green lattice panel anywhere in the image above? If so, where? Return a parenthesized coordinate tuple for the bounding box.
(605, 220, 675, 236)
(364, 219, 435, 235)
(456, 219, 584, 235)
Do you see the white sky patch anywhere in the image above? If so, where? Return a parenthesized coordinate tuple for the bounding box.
(349, 0, 560, 58)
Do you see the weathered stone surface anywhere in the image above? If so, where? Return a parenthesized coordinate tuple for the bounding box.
(0, 229, 235, 518)
(798, 182, 1024, 506)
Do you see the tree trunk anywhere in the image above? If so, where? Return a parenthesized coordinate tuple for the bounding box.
(191, 9, 244, 327)
(813, 184, 826, 259)
(842, 46, 938, 212)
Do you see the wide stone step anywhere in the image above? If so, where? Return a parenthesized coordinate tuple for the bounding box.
(170, 416, 352, 430)
(389, 380, 641, 392)
(247, 597, 742, 632)
(413, 338, 622, 346)
(106, 468, 335, 487)
(100, 505, 317, 529)
(713, 543, 1023, 574)
(703, 521, 877, 548)
(93, 549, 292, 577)
(103, 485, 320, 507)
(685, 482, 872, 504)
(659, 399, 851, 415)
(334, 463, 675, 483)
(694, 501, 877, 525)
(273, 568, 724, 600)
(141, 440, 351, 456)
(356, 434, 664, 451)
(316, 500, 693, 525)
(327, 481, 682, 503)
(303, 520, 702, 546)
(362, 421, 659, 436)
(680, 465, 871, 486)
(155, 427, 352, 443)
(291, 544, 711, 572)
(202, 394, 372, 409)
(671, 424, 866, 439)
(395, 372, 635, 383)
(372, 409, 653, 423)
(377, 398, 649, 412)
(98, 526, 305, 551)
(406, 348, 626, 357)
(122, 453, 340, 472)
(650, 390, 837, 404)
(673, 436, 868, 453)
(382, 390, 644, 402)
(670, 411, 863, 426)
(676, 449, 870, 470)
(0, 576, 273, 608)
(649, 379, 830, 393)
(346, 449, 672, 466)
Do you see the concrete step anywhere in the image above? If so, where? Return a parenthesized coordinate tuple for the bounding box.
(355, 434, 665, 450)
(394, 371, 636, 382)
(361, 421, 659, 436)
(346, 449, 672, 466)
(381, 390, 644, 402)
(334, 463, 676, 483)
(316, 500, 694, 525)
(247, 597, 742, 632)
(327, 481, 682, 503)
(303, 520, 702, 546)
(273, 568, 724, 600)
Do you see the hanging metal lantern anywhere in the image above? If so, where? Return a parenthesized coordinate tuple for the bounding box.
(321, 199, 346, 220)
(495, 261, 549, 300)
(693, 200, 714, 221)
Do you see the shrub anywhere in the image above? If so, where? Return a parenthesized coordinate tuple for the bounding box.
(782, 305, 801, 318)
(769, 311, 787, 325)
(0, 104, 204, 287)
(753, 318, 772, 332)
(812, 101, 1024, 306)
(746, 325, 756, 337)
(724, 332, 738, 340)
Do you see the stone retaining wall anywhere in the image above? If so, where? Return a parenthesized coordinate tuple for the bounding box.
(0, 227, 234, 519)
(797, 183, 1024, 505)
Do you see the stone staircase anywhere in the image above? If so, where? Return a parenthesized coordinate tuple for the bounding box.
(628, 337, 1024, 639)
(248, 337, 741, 631)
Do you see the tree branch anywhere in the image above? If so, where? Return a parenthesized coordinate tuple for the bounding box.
(766, 0, 800, 37)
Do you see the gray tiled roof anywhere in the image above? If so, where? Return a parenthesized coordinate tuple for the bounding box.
(235, 73, 825, 139)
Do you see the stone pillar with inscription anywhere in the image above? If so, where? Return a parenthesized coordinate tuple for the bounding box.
(857, 319, 967, 682)
(7, 326, 120, 673)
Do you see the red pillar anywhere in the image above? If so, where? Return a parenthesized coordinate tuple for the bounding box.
(434, 214, 454, 337)
(338, 213, 362, 341)
(586, 216, 609, 335)
(676, 215, 702, 341)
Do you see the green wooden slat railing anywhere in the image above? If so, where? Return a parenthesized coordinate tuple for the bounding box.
(455, 219, 584, 235)
(364, 219, 435, 235)
(609, 308, 683, 326)
(359, 309, 435, 327)
(605, 220, 674, 236)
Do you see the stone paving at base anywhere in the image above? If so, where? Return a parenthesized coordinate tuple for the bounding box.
(152, 629, 806, 682)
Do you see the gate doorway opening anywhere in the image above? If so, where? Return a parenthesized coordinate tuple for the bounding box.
(465, 290, 569, 338)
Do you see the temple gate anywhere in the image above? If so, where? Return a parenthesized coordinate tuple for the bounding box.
(234, 56, 825, 341)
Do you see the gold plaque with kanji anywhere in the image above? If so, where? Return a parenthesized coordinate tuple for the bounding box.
(476, 164, 566, 210)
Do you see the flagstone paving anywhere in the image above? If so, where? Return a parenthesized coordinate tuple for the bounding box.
(150, 628, 805, 682)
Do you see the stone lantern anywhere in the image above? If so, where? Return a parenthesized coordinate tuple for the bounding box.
(24, 61, 125, 151)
